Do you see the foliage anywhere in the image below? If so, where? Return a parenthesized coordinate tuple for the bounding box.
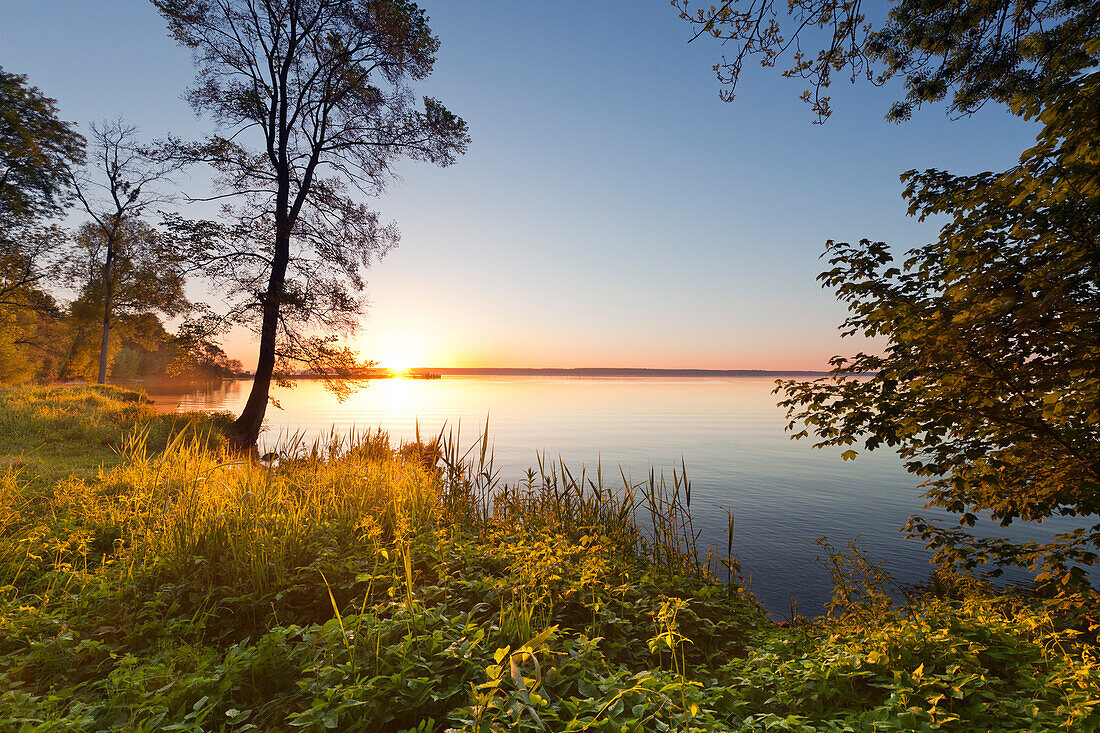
(673, 0, 1100, 121)
(0, 68, 83, 317)
(776, 67, 1100, 590)
(151, 0, 470, 444)
(0, 67, 84, 225)
(0, 225, 69, 313)
(168, 333, 245, 380)
(0, 386, 1096, 731)
(56, 217, 187, 380)
(715, 592, 1099, 731)
(57, 310, 177, 383)
(0, 288, 68, 385)
(0, 296, 237, 385)
(67, 120, 189, 384)
(67, 221, 188, 327)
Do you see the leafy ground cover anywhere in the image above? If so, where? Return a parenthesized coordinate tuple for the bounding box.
(0, 386, 1096, 731)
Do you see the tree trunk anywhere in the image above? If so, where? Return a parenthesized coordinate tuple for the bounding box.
(231, 95, 297, 449)
(96, 241, 115, 384)
(229, 227, 290, 449)
(58, 327, 88, 382)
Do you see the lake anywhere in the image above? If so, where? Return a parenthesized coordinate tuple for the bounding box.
(138, 374, 1088, 615)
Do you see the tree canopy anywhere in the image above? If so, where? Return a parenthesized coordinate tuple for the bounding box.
(674, 0, 1100, 121)
(777, 69, 1100, 589)
(676, 0, 1100, 591)
(0, 69, 85, 320)
(0, 67, 85, 225)
(67, 220, 189, 327)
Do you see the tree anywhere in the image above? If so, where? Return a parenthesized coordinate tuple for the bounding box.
(673, 0, 1100, 122)
(0, 68, 84, 316)
(0, 67, 84, 225)
(152, 0, 469, 447)
(69, 121, 184, 384)
(59, 218, 189, 381)
(776, 71, 1100, 590)
(675, 1, 1100, 587)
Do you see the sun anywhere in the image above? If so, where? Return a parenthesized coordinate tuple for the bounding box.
(380, 350, 414, 374)
(366, 333, 430, 374)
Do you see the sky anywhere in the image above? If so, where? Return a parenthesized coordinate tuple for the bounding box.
(0, 0, 1039, 370)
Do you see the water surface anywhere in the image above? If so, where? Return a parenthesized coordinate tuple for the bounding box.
(139, 375, 1089, 614)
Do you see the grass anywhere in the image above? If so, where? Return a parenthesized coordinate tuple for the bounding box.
(0, 385, 1097, 731)
(0, 385, 230, 489)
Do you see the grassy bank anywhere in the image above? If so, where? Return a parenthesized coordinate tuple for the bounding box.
(0, 386, 1096, 731)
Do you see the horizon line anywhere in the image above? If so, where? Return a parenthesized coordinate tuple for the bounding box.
(410, 367, 829, 375)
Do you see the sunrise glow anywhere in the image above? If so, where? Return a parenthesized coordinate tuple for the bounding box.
(378, 349, 415, 374)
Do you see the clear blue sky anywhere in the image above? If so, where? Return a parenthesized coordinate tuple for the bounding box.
(0, 0, 1037, 369)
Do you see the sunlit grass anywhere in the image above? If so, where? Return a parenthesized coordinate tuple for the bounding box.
(0, 384, 228, 488)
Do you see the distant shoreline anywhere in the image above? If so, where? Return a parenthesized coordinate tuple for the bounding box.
(118, 365, 831, 383)
(210, 367, 833, 380)
(423, 367, 828, 377)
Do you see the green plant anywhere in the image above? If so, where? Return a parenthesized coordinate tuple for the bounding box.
(1, 385, 1095, 732)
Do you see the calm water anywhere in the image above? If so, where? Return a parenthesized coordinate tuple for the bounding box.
(139, 375, 1089, 615)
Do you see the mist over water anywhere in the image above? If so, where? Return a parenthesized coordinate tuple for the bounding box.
(141, 375, 1091, 615)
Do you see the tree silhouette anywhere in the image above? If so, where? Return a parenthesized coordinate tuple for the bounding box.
(153, 0, 469, 447)
(777, 74, 1100, 590)
(674, 0, 1099, 122)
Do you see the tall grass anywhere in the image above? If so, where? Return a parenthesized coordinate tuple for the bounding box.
(45, 422, 716, 572)
(1, 400, 740, 648)
(0, 384, 213, 449)
(0, 384, 230, 491)
(27, 425, 439, 600)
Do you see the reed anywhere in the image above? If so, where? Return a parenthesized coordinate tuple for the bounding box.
(436, 419, 733, 582)
(2, 390, 739, 625)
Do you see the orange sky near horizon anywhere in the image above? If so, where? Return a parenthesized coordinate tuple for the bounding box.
(218, 273, 873, 373)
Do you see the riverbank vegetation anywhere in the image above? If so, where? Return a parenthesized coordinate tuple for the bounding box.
(1, 385, 1096, 731)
